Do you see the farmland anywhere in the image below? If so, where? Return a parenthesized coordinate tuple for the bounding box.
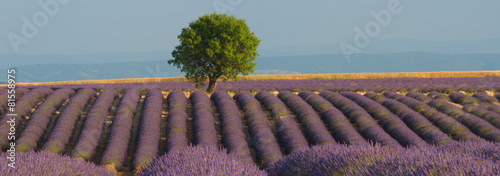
(1, 73, 500, 175)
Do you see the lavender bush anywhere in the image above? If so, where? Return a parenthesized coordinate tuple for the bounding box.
(190, 91, 218, 147)
(342, 92, 427, 147)
(383, 91, 483, 142)
(164, 90, 189, 153)
(16, 88, 75, 152)
(211, 90, 253, 163)
(234, 91, 283, 168)
(299, 91, 367, 145)
(428, 99, 500, 142)
(137, 146, 267, 176)
(0, 151, 114, 175)
(278, 90, 336, 146)
(320, 91, 399, 146)
(133, 89, 164, 169)
(101, 88, 140, 169)
(255, 90, 310, 154)
(42, 88, 96, 153)
(267, 142, 500, 176)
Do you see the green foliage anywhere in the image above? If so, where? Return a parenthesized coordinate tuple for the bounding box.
(169, 13, 260, 92)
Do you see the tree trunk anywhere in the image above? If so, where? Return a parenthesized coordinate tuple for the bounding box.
(206, 77, 217, 94)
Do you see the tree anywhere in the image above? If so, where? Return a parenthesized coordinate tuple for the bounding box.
(169, 13, 260, 94)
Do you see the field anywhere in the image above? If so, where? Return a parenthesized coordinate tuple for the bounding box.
(1, 72, 500, 175)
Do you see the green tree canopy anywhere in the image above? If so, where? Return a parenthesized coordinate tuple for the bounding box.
(169, 13, 260, 93)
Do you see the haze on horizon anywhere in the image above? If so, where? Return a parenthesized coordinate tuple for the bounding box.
(1, 0, 499, 56)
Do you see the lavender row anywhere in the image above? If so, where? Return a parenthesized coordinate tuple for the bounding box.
(427, 91, 451, 101)
(164, 90, 189, 154)
(450, 92, 500, 115)
(463, 104, 500, 130)
(342, 92, 427, 147)
(42, 88, 96, 153)
(211, 91, 253, 163)
(16, 88, 75, 152)
(233, 91, 282, 168)
(24, 77, 500, 92)
(255, 91, 310, 154)
(364, 92, 454, 145)
(473, 92, 499, 103)
(134, 89, 164, 169)
(190, 91, 218, 147)
(496, 93, 500, 102)
(320, 91, 400, 146)
(0, 88, 53, 150)
(406, 92, 433, 103)
(428, 99, 500, 142)
(383, 91, 482, 141)
(72, 89, 119, 160)
(299, 91, 367, 145)
(278, 91, 336, 146)
(101, 88, 140, 168)
(0, 87, 29, 115)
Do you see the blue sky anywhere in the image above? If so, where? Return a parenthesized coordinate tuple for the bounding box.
(1, 0, 499, 55)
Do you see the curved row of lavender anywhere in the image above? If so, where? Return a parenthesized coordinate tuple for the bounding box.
(23, 77, 500, 92)
(190, 91, 218, 147)
(42, 88, 96, 153)
(0, 87, 29, 115)
(278, 90, 336, 146)
(406, 92, 433, 103)
(472, 92, 499, 103)
(255, 90, 310, 154)
(211, 90, 253, 163)
(383, 91, 483, 142)
(342, 92, 428, 147)
(233, 91, 282, 168)
(0, 151, 113, 175)
(133, 89, 164, 169)
(138, 146, 267, 176)
(101, 88, 140, 169)
(320, 91, 400, 146)
(450, 92, 500, 115)
(72, 89, 119, 161)
(164, 90, 189, 154)
(0, 88, 53, 150)
(16, 88, 76, 152)
(267, 141, 500, 176)
(463, 104, 500, 130)
(428, 99, 500, 142)
(364, 92, 454, 145)
(427, 91, 452, 101)
(299, 91, 366, 145)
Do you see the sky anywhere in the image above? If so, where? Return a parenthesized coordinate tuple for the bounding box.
(1, 0, 500, 55)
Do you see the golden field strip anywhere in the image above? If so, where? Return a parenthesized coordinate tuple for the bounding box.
(5, 70, 500, 87)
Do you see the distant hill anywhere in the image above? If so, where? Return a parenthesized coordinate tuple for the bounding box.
(1, 52, 499, 83)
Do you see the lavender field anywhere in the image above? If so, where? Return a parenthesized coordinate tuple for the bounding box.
(1, 78, 500, 175)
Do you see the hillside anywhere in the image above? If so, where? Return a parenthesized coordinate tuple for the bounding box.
(1, 52, 499, 83)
